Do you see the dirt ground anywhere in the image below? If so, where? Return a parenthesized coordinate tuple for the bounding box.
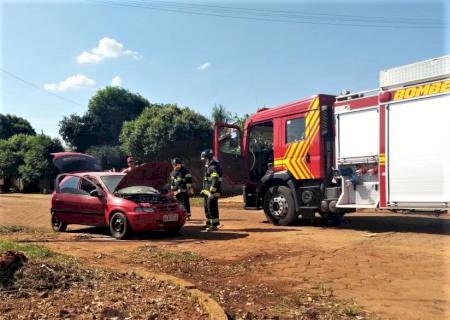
(0, 258, 207, 320)
(1, 194, 449, 319)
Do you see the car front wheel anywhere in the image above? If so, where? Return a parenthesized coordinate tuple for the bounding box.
(109, 212, 131, 240)
(51, 213, 67, 232)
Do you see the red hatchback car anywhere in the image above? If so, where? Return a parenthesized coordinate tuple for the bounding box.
(51, 152, 186, 239)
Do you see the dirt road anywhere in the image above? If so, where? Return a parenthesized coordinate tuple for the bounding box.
(1, 194, 449, 319)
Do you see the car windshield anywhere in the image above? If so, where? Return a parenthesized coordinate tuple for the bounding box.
(100, 175, 124, 192)
(115, 186, 160, 194)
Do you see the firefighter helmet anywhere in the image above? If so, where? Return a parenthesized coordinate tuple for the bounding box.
(171, 157, 182, 165)
(201, 149, 214, 161)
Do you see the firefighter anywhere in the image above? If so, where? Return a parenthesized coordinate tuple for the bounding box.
(200, 149, 222, 231)
(170, 158, 193, 220)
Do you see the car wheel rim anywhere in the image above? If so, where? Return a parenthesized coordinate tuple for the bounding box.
(269, 195, 288, 218)
(52, 217, 60, 227)
(112, 216, 125, 234)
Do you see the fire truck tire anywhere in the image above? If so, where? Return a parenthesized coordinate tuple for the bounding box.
(263, 186, 297, 226)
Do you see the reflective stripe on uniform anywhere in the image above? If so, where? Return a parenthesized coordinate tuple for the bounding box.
(210, 218, 220, 224)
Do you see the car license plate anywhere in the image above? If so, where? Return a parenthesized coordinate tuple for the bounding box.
(163, 214, 179, 222)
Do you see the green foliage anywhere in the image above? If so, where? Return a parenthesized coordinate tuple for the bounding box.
(0, 134, 63, 184)
(0, 114, 36, 140)
(211, 104, 249, 129)
(59, 87, 149, 151)
(231, 113, 250, 130)
(58, 114, 91, 152)
(0, 134, 29, 176)
(86, 145, 126, 170)
(211, 104, 232, 124)
(0, 240, 57, 260)
(18, 134, 63, 183)
(120, 104, 212, 161)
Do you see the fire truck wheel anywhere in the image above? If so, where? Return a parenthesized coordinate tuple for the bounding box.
(263, 186, 297, 226)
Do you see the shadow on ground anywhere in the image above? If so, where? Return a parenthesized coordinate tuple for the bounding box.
(321, 214, 450, 236)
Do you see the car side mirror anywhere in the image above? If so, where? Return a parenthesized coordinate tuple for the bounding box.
(90, 189, 104, 198)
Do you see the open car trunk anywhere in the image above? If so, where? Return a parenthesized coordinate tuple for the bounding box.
(52, 152, 102, 173)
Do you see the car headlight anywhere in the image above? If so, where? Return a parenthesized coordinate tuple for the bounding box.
(135, 207, 155, 213)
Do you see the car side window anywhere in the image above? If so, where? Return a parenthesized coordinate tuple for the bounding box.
(59, 176, 82, 194)
(80, 178, 98, 196)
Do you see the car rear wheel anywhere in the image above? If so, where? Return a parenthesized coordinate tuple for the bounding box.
(109, 212, 131, 240)
(51, 213, 67, 232)
(263, 185, 297, 226)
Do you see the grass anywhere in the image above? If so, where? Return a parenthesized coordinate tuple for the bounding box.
(141, 246, 204, 263)
(0, 225, 54, 236)
(0, 240, 59, 260)
(344, 305, 362, 317)
(0, 226, 31, 234)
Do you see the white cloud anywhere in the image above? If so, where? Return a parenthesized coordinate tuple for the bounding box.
(44, 74, 96, 92)
(77, 37, 141, 64)
(197, 62, 211, 70)
(111, 76, 122, 87)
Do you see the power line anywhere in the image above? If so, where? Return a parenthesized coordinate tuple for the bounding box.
(0, 68, 83, 107)
(140, 0, 449, 26)
(90, 0, 449, 29)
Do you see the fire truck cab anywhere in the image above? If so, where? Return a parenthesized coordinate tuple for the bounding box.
(214, 55, 450, 225)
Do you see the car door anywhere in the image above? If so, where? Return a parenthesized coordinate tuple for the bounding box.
(78, 176, 107, 226)
(213, 124, 249, 184)
(52, 174, 105, 227)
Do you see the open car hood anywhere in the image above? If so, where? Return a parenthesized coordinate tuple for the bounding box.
(114, 162, 172, 193)
(52, 152, 102, 173)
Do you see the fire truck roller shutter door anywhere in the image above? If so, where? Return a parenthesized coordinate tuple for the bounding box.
(387, 94, 450, 207)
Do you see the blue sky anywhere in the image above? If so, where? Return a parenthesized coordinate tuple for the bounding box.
(1, 0, 448, 139)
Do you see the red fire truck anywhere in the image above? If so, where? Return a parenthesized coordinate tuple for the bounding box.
(214, 55, 450, 225)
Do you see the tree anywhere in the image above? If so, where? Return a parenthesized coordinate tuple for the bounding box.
(59, 86, 149, 151)
(0, 114, 36, 140)
(232, 113, 250, 130)
(86, 145, 126, 171)
(211, 104, 232, 125)
(211, 104, 249, 129)
(0, 134, 63, 191)
(0, 134, 28, 177)
(18, 134, 64, 184)
(120, 104, 213, 162)
(58, 114, 92, 152)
